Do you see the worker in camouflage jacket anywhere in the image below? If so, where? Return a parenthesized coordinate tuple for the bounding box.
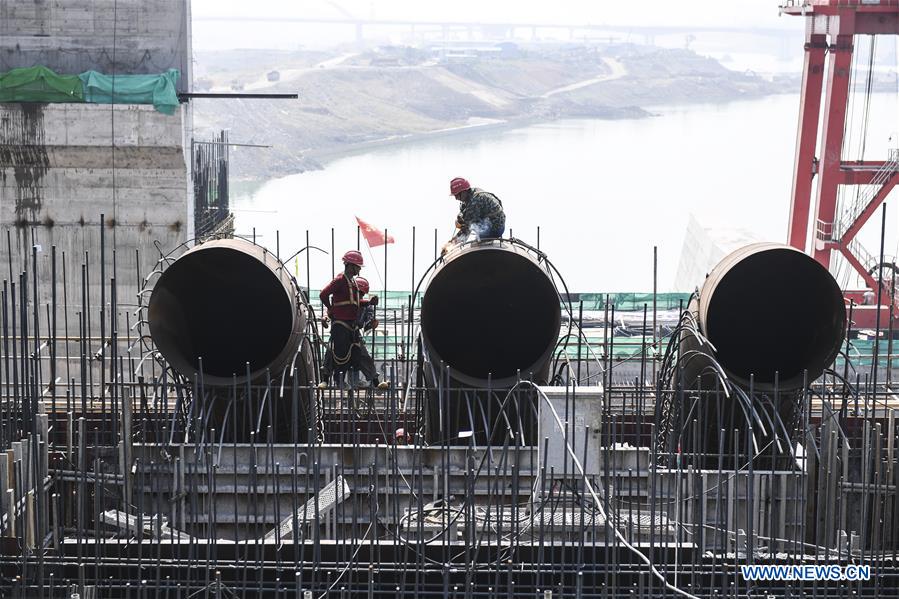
(444, 177, 505, 252)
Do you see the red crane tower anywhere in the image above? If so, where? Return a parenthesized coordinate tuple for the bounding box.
(784, 0, 899, 330)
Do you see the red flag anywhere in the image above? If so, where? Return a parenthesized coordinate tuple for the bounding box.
(355, 216, 395, 247)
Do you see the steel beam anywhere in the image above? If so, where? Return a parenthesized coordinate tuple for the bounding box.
(837, 243, 881, 292)
(839, 160, 899, 185)
(840, 173, 899, 244)
(811, 24, 855, 268)
(787, 33, 827, 251)
(796, 13, 899, 35)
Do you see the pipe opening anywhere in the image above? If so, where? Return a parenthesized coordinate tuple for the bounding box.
(704, 247, 845, 386)
(148, 246, 293, 380)
(421, 247, 560, 385)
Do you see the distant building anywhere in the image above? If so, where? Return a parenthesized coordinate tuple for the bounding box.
(430, 43, 505, 63)
(370, 56, 401, 67)
(442, 51, 478, 63)
(497, 42, 520, 58)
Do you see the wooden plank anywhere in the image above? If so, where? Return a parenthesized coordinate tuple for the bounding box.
(5, 489, 14, 538)
(24, 490, 34, 550)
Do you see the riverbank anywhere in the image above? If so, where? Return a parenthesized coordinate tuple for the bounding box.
(308, 106, 650, 169)
(193, 43, 795, 181)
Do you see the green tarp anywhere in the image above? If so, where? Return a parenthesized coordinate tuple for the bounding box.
(79, 68, 180, 115)
(0, 66, 84, 103)
(0, 66, 180, 114)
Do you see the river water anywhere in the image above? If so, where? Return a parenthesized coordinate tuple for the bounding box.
(232, 93, 897, 293)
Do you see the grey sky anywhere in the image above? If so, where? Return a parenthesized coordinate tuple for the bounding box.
(191, 0, 803, 53)
(192, 0, 797, 28)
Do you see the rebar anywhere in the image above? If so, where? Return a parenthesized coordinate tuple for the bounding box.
(0, 223, 896, 599)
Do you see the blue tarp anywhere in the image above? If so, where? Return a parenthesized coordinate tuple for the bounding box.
(78, 69, 180, 115)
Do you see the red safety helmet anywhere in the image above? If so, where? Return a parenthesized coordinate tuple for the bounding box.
(450, 177, 471, 196)
(355, 276, 369, 294)
(342, 250, 364, 266)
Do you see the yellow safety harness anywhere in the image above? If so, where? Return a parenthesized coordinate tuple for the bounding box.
(328, 276, 361, 367)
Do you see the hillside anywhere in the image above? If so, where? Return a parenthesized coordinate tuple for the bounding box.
(192, 44, 794, 180)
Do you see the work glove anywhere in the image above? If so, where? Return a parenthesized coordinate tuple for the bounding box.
(321, 315, 330, 329)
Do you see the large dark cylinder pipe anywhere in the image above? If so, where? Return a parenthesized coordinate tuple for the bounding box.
(421, 241, 561, 388)
(692, 242, 846, 391)
(420, 241, 560, 445)
(148, 238, 307, 386)
(664, 243, 846, 467)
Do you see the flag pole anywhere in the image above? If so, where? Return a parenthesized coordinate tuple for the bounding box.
(355, 217, 390, 290)
(360, 238, 385, 362)
(363, 243, 384, 290)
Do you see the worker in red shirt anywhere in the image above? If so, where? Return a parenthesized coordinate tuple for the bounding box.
(318, 251, 388, 390)
(318, 250, 363, 388)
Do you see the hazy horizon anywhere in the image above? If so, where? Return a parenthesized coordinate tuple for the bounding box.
(191, 0, 800, 30)
(190, 0, 807, 65)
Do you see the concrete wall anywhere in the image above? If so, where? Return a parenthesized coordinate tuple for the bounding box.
(0, 103, 189, 346)
(0, 0, 192, 92)
(0, 1, 194, 393)
(1, 103, 188, 226)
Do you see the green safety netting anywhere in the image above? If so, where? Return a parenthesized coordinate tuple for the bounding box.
(568, 292, 691, 311)
(0, 66, 84, 103)
(79, 68, 180, 115)
(836, 339, 899, 371)
(306, 290, 693, 312)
